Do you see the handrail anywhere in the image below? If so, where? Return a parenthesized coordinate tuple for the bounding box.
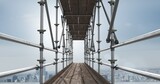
(113, 29, 160, 48)
(0, 32, 62, 54)
(100, 62, 160, 81)
(0, 65, 38, 78)
(116, 65, 160, 81)
(97, 29, 160, 53)
(0, 62, 56, 78)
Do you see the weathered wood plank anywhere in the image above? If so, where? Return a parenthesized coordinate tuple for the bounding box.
(44, 63, 110, 84)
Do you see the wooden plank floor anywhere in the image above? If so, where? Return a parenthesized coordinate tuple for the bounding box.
(44, 63, 110, 84)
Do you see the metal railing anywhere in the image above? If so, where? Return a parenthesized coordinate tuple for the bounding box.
(98, 62, 160, 81)
(0, 62, 62, 78)
(97, 29, 160, 53)
(0, 33, 59, 53)
(92, 28, 160, 83)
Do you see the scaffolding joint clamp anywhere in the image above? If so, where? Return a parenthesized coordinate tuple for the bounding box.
(54, 24, 59, 26)
(37, 59, 46, 64)
(54, 6, 59, 8)
(108, 0, 115, 5)
(97, 6, 101, 8)
(97, 40, 101, 43)
(36, 65, 40, 70)
(37, 29, 46, 34)
(108, 59, 117, 64)
(97, 58, 101, 61)
(96, 23, 101, 26)
(38, 1, 45, 6)
(114, 65, 118, 70)
(54, 58, 59, 61)
(53, 62, 56, 65)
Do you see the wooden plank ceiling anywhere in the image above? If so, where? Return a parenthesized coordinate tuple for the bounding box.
(60, 0, 96, 40)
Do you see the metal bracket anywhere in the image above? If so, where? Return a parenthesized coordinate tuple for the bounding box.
(37, 30, 46, 34)
(37, 59, 46, 64)
(54, 58, 59, 61)
(108, 59, 117, 64)
(54, 6, 59, 8)
(38, 1, 45, 6)
(97, 58, 101, 61)
(108, 0, 115, 5)
(114, 65, 118, 70)
(36, 65, 40, 70)
(54, 23, 59, 26)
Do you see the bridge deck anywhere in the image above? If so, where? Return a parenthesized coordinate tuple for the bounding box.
(44, 63, 110, 84)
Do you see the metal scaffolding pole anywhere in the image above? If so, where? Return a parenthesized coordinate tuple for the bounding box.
(84, 37, 88, 64)
(97, 0, 101, 74)
(38, 0, 45, 84)
(108, 0, 119, 84)
(91, 5, 96, 69)
(110, 0, 115, 83)
(54, 0, 59, 74)
(71, 39, 73, 63)
(66, 28, 68, 66)
(92, 52, 94, 69)
(88, 27, 91, 67)
(84, 39, 86, 64)
(62, 20, 65, 69)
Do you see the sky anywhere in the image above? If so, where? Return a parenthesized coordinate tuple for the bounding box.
(0, 0, 160, 74)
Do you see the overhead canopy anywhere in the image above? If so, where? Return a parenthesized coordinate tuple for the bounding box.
(60, 0, 96, 40)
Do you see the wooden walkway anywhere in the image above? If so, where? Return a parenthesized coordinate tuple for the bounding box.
(44, 63, 110, 84)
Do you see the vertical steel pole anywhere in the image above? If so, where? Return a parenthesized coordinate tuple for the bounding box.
(62, 16, 65, 69)
(92, 52, 94, 69)
(55, 0, 59, 74)
(84, 39, 86, 64)
(38, 0, 45, 84)
(97, 0, 101, 74)
(71, 39, 73, 63)
(91, 5, 96, 69)
(66, 28, 68, 66)
(62, 26, 65, 69)
(88, 27, 91, 67)
(109, 0, 116, 84)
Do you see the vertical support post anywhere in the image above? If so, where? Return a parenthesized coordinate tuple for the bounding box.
(38, 0, 45, 84)
(62, 16, 65, 69)
(88, 27, 91, 67)
(92, 52, 94, 69)
(62, 23, 65, 69)
(84, 40, 85, 63)
(54, 0, 59, 74)
(108, 0, 117, 84)
(110, 0, 115, 83)
(85, 31, 89, 65)
(71, 38, 73, 63)
(66, 53, 68, 66)
(97, 0, 101, 74)
(66, 28, 68, 66)
(84, 37, 87, 64)
(91, 5, 96, 69)
(62, 47, 65, 69)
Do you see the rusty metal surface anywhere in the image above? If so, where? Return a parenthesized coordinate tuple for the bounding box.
(44, 63, 110, 84)
(59, 0, 96, 40)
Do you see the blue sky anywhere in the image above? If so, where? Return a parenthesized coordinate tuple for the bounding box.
(0, 0, 160, 73)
